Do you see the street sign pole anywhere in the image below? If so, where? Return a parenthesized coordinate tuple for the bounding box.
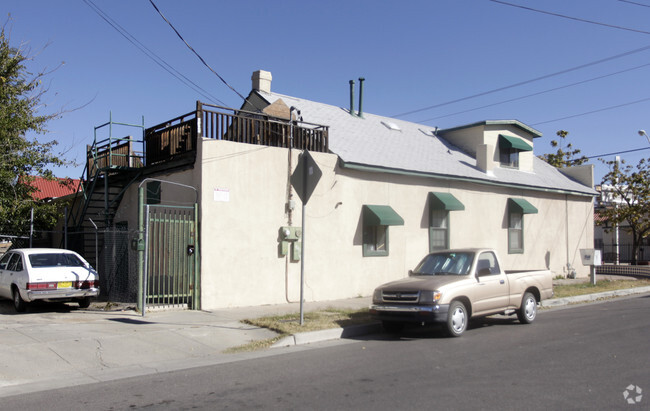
(290, 150, 322, 326)
(300, 194, 306, 325)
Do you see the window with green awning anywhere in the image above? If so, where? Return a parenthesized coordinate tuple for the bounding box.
(429, 192, 465, 211)
(362, 205, 403, 257)
(499, 134, 533, 151)
(362, 205, 404, 226)
(507, 198, 537, 254)
(508, 198, 538, 214)
(428, 192, 465, 251)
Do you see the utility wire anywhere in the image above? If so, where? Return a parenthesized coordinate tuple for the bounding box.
(394, 43, 650, 118)
(83, 0, 227, 106)
(586, 146, 650, 159)
(490, 0, 650, 35)
(148, 0, 263, 112)
(417, 61, 650, 123)
(531, 96, 650, 126)
(619, 0, 650, 8)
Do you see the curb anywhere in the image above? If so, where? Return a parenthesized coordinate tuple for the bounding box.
(272, 286, 650, 348)
(271, 322, 382, 348)
(541, 286, 650, 307)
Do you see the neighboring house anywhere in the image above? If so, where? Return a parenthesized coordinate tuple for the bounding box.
(28, 176, 80, 201)
(594, 185, 649, 263)
(64, 70, 596, 310)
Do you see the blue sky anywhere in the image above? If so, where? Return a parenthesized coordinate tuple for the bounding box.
(4, 0, 650, 183)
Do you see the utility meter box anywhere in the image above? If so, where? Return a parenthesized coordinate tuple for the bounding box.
(279, 226, 302, 241)
(279, 226, 302, 261)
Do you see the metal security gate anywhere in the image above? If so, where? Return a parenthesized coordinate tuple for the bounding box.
(144, 204, 198, 310)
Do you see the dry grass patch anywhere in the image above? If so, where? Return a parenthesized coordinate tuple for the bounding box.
(552, 279, 650, 298)
(224, 308, 374, 353)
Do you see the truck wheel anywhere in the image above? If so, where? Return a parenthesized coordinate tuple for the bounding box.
(13, 288, 27, 313)
(78, 297, 91, 309)
(382, 321, 405, 333)
(444, 300, 467, 337)
(517, 292, 537, 324)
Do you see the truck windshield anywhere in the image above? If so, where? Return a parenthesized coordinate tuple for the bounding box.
(412, 252, 474, 276)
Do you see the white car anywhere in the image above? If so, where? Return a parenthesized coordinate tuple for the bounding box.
(0, 248, 99, 312)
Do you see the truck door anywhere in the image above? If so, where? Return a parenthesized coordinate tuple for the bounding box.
(472, 251, 509, 314)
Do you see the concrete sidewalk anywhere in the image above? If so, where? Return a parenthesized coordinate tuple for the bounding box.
(0, 296, 371, 398)
(1, 284, 649, 398)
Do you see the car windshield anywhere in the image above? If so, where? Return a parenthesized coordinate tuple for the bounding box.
(412, 252, 474, 276)
(29, 253, 86, 268)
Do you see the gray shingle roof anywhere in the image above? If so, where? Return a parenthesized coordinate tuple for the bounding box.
(257, 91, 597, 197)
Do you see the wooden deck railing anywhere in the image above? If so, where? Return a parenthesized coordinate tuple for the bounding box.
(145, 112, 197, 166)
(143, 102, 329, 166)
(199, 102, 329, 152)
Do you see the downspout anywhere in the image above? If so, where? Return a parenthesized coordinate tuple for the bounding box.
(285, 106, 299, 303)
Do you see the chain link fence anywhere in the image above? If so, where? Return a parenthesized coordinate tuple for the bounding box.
(1, 228, 140, 304)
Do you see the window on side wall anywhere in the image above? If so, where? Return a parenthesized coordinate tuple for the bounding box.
(147, 181, 161, 205)
(430, 209, 448, 250)
(507, 198, 538, 254)
(428, 192, 465, 252)
(364, 225, 388, 256)
(362, 205, 404, 257)
(508, 211, 524, 253)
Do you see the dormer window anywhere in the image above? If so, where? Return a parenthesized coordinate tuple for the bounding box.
(498, 134, 532, 169)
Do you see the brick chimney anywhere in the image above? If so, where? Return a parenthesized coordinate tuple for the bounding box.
(252, 70, 272, 93)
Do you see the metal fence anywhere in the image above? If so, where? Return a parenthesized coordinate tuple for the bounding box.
(1, 229, 139, 304)
(597, 244, 650, 264)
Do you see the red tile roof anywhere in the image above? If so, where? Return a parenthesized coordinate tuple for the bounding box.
(28, 176, 81, 200)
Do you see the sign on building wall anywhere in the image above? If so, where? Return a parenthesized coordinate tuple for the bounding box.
(214, 188, 230, 202)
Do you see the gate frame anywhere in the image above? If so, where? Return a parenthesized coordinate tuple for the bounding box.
(137, 178, 199, 315)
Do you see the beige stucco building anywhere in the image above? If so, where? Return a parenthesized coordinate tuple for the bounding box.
(73, 70, 597, 310)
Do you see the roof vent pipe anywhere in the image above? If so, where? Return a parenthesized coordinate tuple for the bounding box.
(358, 77, 365, 118)
(349, 80, 356, 117)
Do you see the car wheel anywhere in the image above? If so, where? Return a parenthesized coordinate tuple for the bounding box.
(78, 297, 91, 309)
(382, 321, 405, 333)
(444, 300, 467, 337)
(517, 292, 537, 324)
(13, 288, 27, 313)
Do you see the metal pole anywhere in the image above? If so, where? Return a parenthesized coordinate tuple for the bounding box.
(137, 186, 145, 314)
(299, 151, 307, 325)
(89, 219, 98, 269)
(300, 201, 305, 325)
(64, 206, 68, 249)
(29, 207, 33, 248)
(143, 204, 150, 317)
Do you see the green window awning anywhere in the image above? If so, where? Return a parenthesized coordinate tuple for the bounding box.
(508, 198, 538, 214)
(429, 192, 465, 211)
(363, 205, 404, 226)
(499, 134, 533, 152)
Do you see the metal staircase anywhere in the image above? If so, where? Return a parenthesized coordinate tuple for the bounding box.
(65, 116, 145, 262)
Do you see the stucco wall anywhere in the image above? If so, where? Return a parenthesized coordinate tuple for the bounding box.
(196, 138, 594, 309)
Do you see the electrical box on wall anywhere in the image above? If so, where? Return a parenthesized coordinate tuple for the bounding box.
(279, 226, 302, 261)
(131, 238, 145, 251)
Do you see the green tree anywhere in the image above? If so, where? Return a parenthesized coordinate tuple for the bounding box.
(538, 130, 588, 168)
(0, 24, 70, 234)
(598, 157, 650, 264)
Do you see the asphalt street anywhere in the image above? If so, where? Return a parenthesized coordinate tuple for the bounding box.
(3, 295, 649, 410)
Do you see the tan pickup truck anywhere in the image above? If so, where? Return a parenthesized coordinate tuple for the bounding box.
(369, 248, 553, 337)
